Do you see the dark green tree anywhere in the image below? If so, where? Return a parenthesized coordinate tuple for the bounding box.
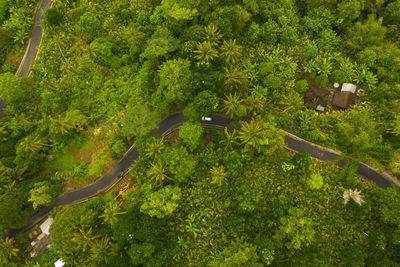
(179, 121, 203, 151)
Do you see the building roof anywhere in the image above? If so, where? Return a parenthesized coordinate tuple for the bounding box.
(341, 83, 357, 93)
(333, 91, 355, 109)
(40, 218, 53, 235)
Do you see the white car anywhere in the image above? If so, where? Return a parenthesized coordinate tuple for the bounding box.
(201, 116, 212, 121)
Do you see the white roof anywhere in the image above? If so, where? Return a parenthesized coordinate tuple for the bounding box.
(54, 259, 65, 267)
(341, 83, 356, 93)
(40, 218, 53, 235)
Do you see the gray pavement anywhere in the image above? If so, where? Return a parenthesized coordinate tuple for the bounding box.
(17, 0, 51, 77)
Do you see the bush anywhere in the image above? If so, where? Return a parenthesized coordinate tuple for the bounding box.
(88, 147, 110, 178)
(73, 163, 89, 181)
(44, 7, 63, 27)
(295, 80, 309, 93)
(109, 138, 127, 159)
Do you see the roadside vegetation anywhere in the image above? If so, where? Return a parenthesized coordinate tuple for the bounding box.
(0, 0, 400, 265)
(0, 0, 39, 72)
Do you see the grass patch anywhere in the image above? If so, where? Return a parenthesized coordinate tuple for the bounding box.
(46, 153, 77, 172)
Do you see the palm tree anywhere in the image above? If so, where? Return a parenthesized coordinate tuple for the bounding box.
(145, 137, 166, 159)
(220, 128, 238, 151)
(204, 24, 222, 46)
(343, 189, 365, 206)
(0, 237, 19, 264)
(238, 119, 264, 148)
(99, 201, 127, 226)
(194, 41, 218, 65)
(222, 93, 242, 119)
(220, 39, 242, 64)
(72, 227, 99, 253)
(210, 165, 228, 186)
(224, 67, 248, 90)
(90, 235, 116, 264)
(245, 93, 265, 116)
(147, 162, 171, 187)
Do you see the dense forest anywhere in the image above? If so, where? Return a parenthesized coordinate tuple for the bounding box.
(0, 0, 400, 265)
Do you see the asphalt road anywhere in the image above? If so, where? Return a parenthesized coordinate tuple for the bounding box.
(16, 0, 52, 77)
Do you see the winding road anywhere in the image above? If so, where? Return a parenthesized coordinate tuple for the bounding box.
(16, 0, 52, 77)
(6, 0, 399, 237)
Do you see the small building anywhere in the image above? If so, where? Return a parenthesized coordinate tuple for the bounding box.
(40, 218, 53, 235)
(332, 83, 356, 109)
(333, 91, 355, 109)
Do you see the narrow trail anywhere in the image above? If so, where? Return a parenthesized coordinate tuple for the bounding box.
(6, 0, 399, 237)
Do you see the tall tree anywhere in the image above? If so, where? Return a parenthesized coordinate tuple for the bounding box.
(156, 58, 196, 107)
(194, 41, 218, 65)
(0, 237, 19, 264)
(183, 90, 219, 121)
(162, 145, 197, 183)
(179, 122, 203, 151)
(211, 237, 262, 267)
(89, 235, 117, 265)
(222, 93, 244, 119)
(145, 137, 166, 159)
(28, 181, 53, 210)
(140, 185, 182, 219)
(99, 201, 127, 226)
(204, 24, 223, 46)
(220, 39, 242, 64)
(224, 67, 248, 90)
(147, 162, 171, 188)
(121, 104, 159, 139)
(210, 165, 228, 187)
(274, 207, 315, 250)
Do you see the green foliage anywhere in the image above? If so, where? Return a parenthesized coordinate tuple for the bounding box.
(28, 181, 53, 209)
(108, 137, 126, 159)
(79, 12, 104, 38)
(162, 145, 197, 183)
(99, 201, 126, 226)
(236, 186, 260, 212)
(155, 58, 196, 108)
(274, 207, 315, 250)
(3, 0, 400, 265)
(210, 165, 228, 187)
(128, 242, 155, 265)
(0, 187, 26, 230)
(50, 204, 98, 258)
(295, 80, 308, 93)
(44, 7, 63, 27)
(0, 237, 18, 264)
(88, 147, 109, 178)
(0, 74, 37, 115)
(141, 27, 180, 59)
(308, 173, 323, 190)
(183, 90, 218, 121)
(121, 104, 159, 138)
(179, 121, 203, 151)
(211, 237, 262, 267)
(140, 185, 182, 218)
